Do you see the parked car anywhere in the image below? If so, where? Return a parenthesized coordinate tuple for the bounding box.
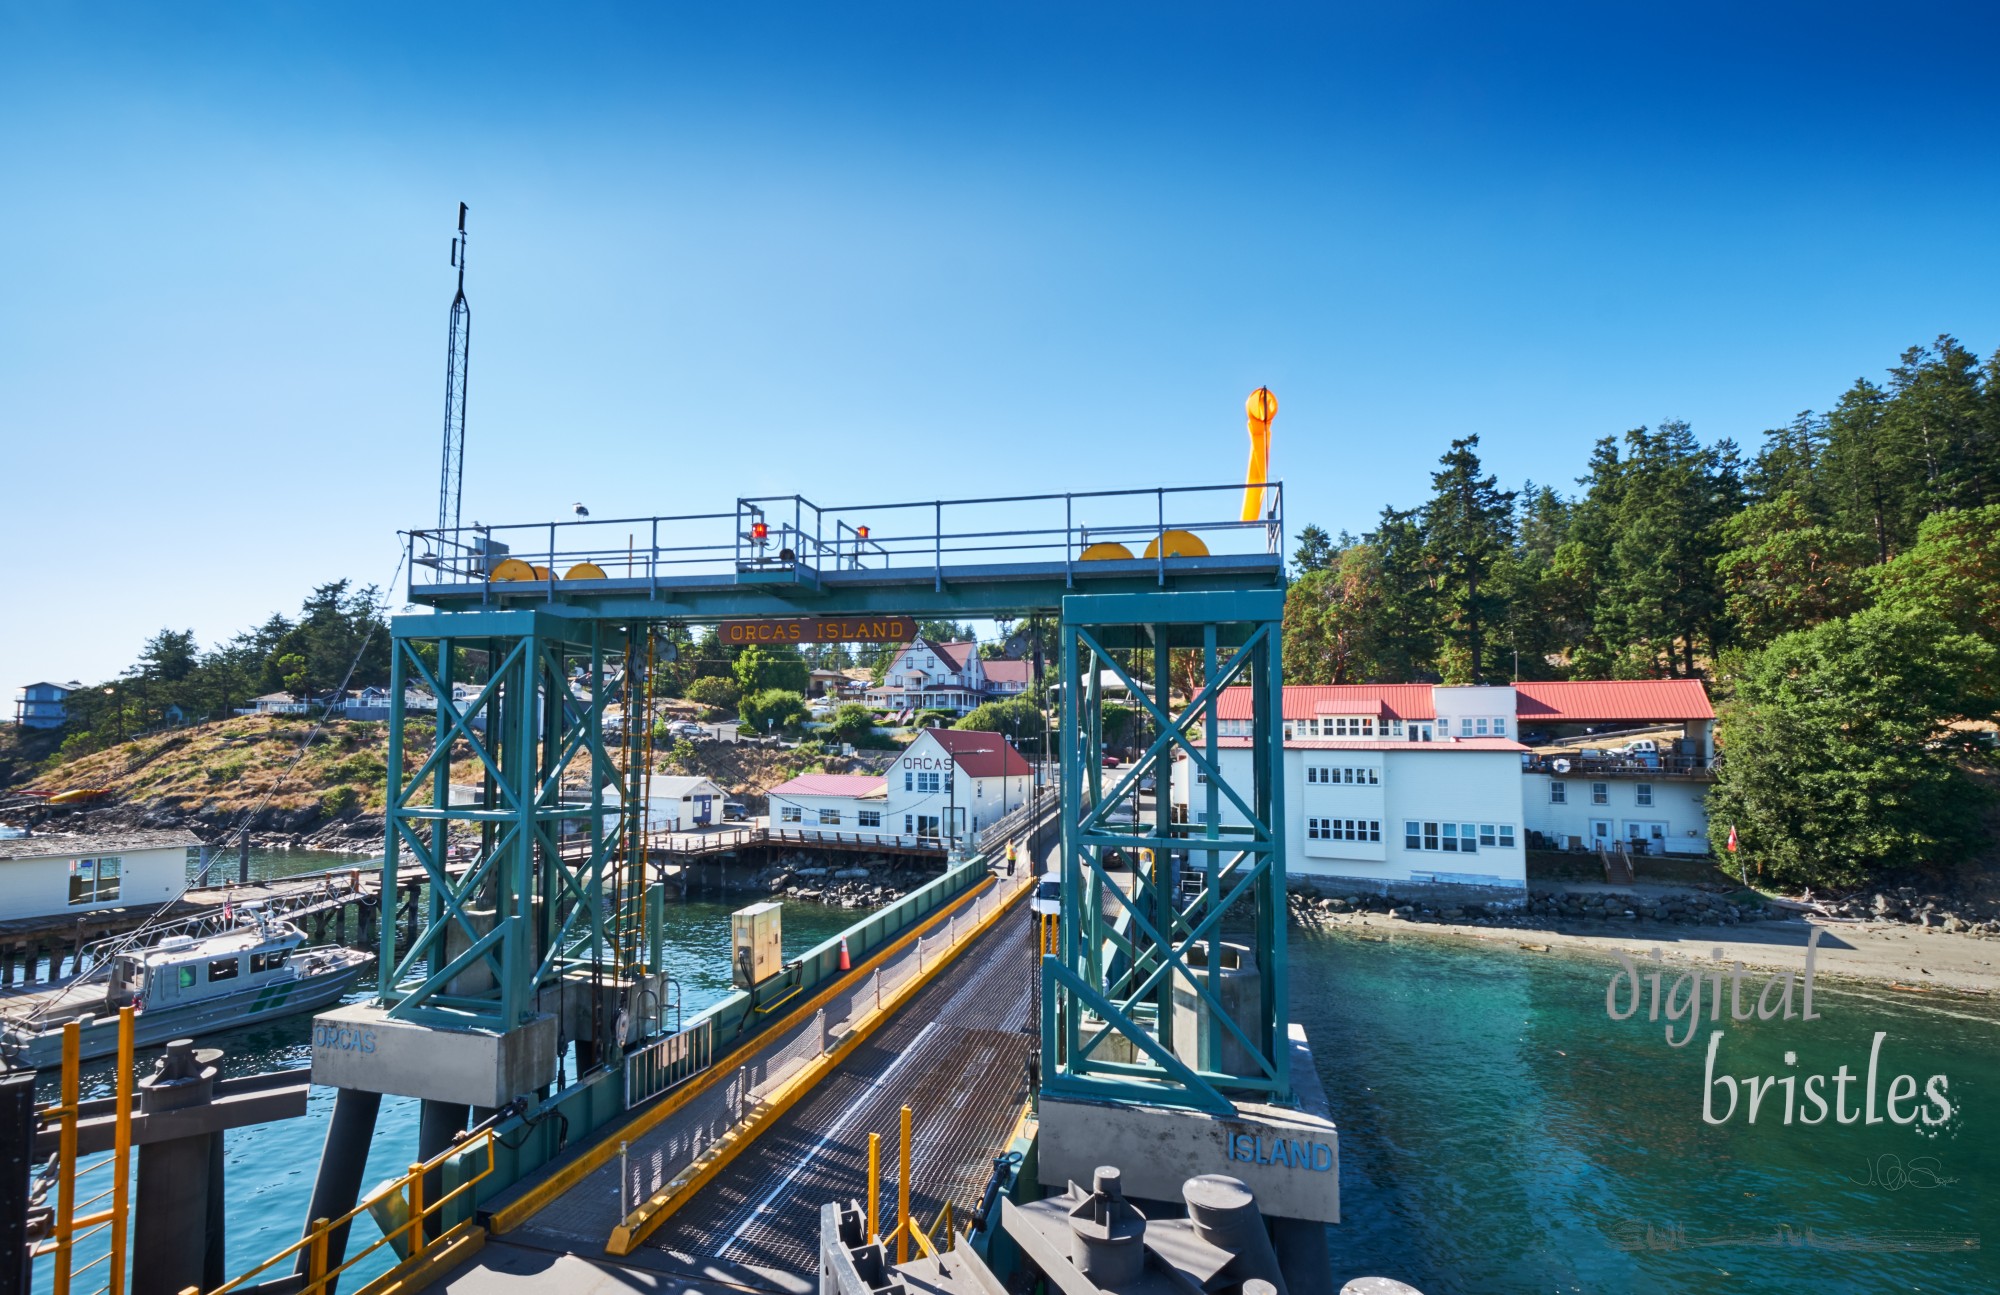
(672, 722, 706, 738)
(1609, 739, 1660, 757)
(1101, 755, 1122, 768)
(723, 802, 748, 821)
(1030, 875, 1062, 918)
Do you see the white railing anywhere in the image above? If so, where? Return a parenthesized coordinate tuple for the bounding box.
(623, 1016, 714, 1110)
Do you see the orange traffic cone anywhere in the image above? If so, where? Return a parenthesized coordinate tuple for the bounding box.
(839, 937, 851, 971)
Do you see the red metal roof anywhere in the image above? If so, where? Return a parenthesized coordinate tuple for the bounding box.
(1514, 680, 1713, 722)
(768, 774, 887, 798)
(1215, 680, 1713, 723)
(981, 659, 1031, 685)
(1217, 685, 1439, 721)
(918, 728, 1034, 777)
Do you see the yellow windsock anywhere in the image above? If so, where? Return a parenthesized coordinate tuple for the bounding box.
(1241, 386, 1277, 522)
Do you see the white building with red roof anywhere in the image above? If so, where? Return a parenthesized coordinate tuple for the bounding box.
(1174, 680, 1717, 892)
(769, 728, 1034, 850)
(866, 638, 1029, 717)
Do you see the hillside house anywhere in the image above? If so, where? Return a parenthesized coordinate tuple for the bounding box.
(14, 681, 81, 729)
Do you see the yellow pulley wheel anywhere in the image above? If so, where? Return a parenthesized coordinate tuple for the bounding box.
(563, 562, 608, 580)
(489, 558, 537, 582)
(1078, 541, 1135, 561)
(1142, 529, 1210, 559)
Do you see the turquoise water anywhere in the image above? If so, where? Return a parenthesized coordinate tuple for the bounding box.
(30, 895, 859, 1295)
(36, 904, 1996, 1294)
(1295, 924, 1997, 1294)
(185, 845, 379, 887)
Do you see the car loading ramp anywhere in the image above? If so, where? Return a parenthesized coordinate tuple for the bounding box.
(445, 856, 1046, 1295)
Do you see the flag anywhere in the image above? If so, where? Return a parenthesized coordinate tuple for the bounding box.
(1726, 825, 1739, 853)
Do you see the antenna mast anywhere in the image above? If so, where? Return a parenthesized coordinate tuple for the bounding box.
(438, 202, 471, 538)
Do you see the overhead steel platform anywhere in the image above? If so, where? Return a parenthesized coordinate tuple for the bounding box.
(401, 483, 1286, 618)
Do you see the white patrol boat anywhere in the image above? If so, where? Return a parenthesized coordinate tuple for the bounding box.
(0, 908, 370, 1069)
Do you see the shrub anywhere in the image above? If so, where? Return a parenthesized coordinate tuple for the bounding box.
(824, 703, 877, 746)
(320, 785, 360, 816)
(739, 688, 810, 734)
(685, 676, 741, 711)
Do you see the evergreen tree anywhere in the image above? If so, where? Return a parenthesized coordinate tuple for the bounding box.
(1716, 492, 1872, 649)
(1421, 437, 1514, 682)
(1705, 608, 1999, 888)
(1291, 523, 1335, 573)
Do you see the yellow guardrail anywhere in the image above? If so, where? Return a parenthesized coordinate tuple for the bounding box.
(183, 1127, 496, 1295)
(32, 1013, 135, 1295)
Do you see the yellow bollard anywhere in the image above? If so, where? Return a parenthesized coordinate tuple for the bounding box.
(407, 1162, 427, 1258)
(307, 1218, 330, 1295)
(898, 1105, 912, 1265)
(866, 1131, 880, 1242)
(111, 1008, 135, 1295)
(54, 1020, 80, 1295)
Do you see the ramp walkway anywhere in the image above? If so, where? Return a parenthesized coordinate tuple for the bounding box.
(495, 862, 1042, 1289)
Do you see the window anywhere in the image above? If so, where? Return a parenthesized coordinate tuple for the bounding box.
(1591, 782, 1609, 805)
(1389, 719, 1403, 737)
(781, 805, 803, 823)
(1312, 816, 1380, 842)
(859, 810, 882, 828)
(915, 771, 941, 793)
(1307, 766, 1326, 784)
(905, 814, 914, 833)
(1636, 783, 1654, 807)
(250, 950, 289, 974)
(67, 856, 121, 905)
(177, 966, 197, 990)
(819, 808, 841, 825)
(1550, 780, 1567, 804)
(1493, 718, 1507, 737)
(1475, 718, 1489, 735)
(208, 957, 241, 982)
(904, 771, 914, 791)
(1405, 821, 1513, 852)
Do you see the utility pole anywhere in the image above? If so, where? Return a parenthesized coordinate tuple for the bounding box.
(438, 203, 471, 541)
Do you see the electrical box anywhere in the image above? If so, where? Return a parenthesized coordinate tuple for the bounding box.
(731, 902, 784, 989)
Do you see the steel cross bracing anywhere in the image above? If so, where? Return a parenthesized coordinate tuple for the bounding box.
(378, 484, 1287, 1080)
(381, 608, 644, 1030)
(1044, 589, 1289, 1114)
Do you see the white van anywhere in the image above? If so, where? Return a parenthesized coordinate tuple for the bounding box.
(1030, 874, 1062, 919)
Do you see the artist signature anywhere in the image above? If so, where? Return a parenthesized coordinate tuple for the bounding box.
(1850, 1154, 1958, 1191)
(1610, 1221, 1979, 1253)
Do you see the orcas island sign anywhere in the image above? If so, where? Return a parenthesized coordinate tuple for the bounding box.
(718, 617, 917, 645)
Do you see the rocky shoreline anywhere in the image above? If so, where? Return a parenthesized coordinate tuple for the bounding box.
(1286, 880, 2000, 939)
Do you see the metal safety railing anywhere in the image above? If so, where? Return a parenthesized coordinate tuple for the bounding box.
(403, 480, 1284, 594)
(623, 1016, 715, 1110)
(186, 1128, 496, 1295)
(608, 867, 1034, 1251)
(31, 1013, 136, 1295)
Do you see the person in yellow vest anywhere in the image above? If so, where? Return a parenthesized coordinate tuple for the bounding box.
(1005, 840, 1017, 875)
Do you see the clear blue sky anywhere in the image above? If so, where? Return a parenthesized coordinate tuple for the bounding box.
(4, 2, 1997, 693)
